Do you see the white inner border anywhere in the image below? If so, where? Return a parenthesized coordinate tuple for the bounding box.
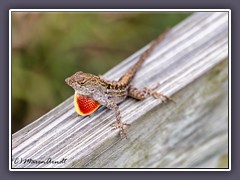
(9, 9, 231, 171)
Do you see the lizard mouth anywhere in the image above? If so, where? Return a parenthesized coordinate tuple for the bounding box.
(74, 93, 100, 116)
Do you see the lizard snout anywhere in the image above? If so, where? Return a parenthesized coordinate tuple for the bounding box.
(65, 77, 72, 86)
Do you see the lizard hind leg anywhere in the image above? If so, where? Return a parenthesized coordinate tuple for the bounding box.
(128, 84, 175, 103)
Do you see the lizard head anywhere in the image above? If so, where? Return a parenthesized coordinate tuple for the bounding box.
(65, 71, 99, 91)
(65, 71, 101, 116)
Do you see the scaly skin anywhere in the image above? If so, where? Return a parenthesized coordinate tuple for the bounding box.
(65, 29, 173, 138)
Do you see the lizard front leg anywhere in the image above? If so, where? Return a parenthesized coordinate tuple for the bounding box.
(105, 101, 130, 138)
(128, 84, 174, 103)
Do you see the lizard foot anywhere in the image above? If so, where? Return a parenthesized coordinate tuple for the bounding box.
(111, 121, 130, 138)
(148, 83, 175, 104)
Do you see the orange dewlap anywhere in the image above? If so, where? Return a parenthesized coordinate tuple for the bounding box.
(74, 93, 100, 116)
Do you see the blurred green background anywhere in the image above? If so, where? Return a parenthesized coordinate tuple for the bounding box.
(12, 12, 191, 133)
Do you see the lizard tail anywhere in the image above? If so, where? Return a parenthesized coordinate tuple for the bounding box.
(118, 28, 170, 85)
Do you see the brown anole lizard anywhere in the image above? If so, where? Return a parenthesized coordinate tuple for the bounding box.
(65, 29, 173, 138)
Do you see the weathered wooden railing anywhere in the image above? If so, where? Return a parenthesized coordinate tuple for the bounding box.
(12, 12, 229, 169)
